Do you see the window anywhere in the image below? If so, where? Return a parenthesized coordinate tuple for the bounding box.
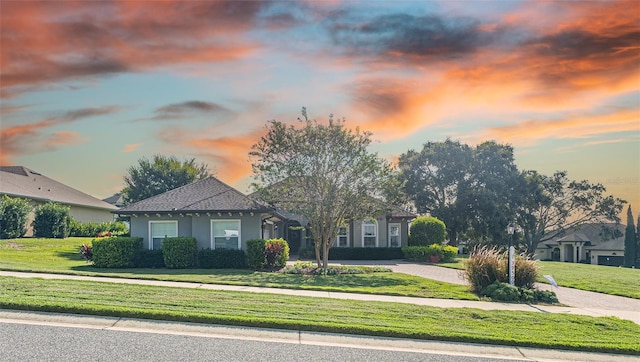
(336, 224, 349, 247)
(211, 220, 241, 249)
(362, 219, 377, 247)
(388, 223, 401, 247)
(149, 221, 177, 250)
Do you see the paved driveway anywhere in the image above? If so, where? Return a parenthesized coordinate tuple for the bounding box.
(327, 260, 640, 313)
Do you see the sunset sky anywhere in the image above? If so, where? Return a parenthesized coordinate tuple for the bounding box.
(1, 1, 639, 214)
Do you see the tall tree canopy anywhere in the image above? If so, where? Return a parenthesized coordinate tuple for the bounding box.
(122, 155, 210, 204)
(250, 108, 398, 269)
(624, 205, 636, 268)
(398, 139, 522, 246)
(516, 170, 625, 255)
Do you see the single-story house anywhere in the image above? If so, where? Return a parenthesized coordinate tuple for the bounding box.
(534, 223, 626, 266)
(0, 166, 118, 236)
(115, 176, 415, 253)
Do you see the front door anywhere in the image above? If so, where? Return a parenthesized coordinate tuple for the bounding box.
(285, 221, 302, 253)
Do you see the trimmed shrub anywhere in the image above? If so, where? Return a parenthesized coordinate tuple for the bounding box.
(134, 249, 165, 268)
(0, 195, 31, 239)
(408, 216, 446, 246)
(92, 237, 143, 268)
(265, 238, 289, 268)
(198, 249, 247, 269)
(69, 220, 129, 237)
(32, 202, 70, 238)
(246, 238, 266, 270)
(402, 244, 458, 263)
(479, 281, 558, 304)
(162, 237, 197, 269)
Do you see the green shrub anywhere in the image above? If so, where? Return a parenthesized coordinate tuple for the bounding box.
(32, 202, 70, 238)
(408, 216, 446, 246)
(69, 220, 129, 237)
(534, 290, 559, 304)
(198, 249, 247, 269)
(402, 244, 458, 263)
(162, 237, 197, 269)
(479, 281, 558, 304)
(92, 237, 143, 268)
(0, 195, 31, 239)
(246, 238, 266, 270)
(265, 238, 289, 268)
(134, 249, 165, 268)
(329, 247, 404, 260)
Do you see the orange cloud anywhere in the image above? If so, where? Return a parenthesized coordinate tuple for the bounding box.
(0, 1, 265, 97)
(475, 108, 640, 146)
(122, 143, 143, 153)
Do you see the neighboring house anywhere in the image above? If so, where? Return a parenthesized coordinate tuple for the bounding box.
(534, 223, 626, 266)
(103, 193, 125, 207)
(114, 176, 285, 251)
(115, 175, 415, 253)
(0, 166, 118, 236)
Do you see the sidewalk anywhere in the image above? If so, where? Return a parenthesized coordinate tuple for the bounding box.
(1, 269, 639, 325)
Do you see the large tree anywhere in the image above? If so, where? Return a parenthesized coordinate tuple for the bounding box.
(250, 109, 398, 269)
(122, 155, 210, 204)
(398, 139, 522, 246)
(516, 170, 625, 255)
(623, 205, 636, 268)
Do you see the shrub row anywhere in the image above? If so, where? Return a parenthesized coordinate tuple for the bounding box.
(69, 220, 128, 237)
(33, 202, 71, 238)
(299, 246, 404, 260)
(402, 245, 458, 263)
(282, 261, 391, 275)
(480, 282, 559, 304)
(91, 236, 248, 269)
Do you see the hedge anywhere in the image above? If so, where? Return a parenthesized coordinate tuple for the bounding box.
(92, 237, 143, 268)
(246, 238, 266, 269)
(0, 195, 31, 239)
(32, 202, 70, 238)
(402, 244, 458, 263)
(162, 237, 198, 269)
(300, 246, 404, 260)
(134, 249, 165, 268)
(408, 216, 446, 246)
(198, 249, 247, 269)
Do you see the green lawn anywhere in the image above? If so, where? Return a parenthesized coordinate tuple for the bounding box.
(0, 237, 476, 300)
(439, 257, 640, 299)
(1, 276, 638, 355)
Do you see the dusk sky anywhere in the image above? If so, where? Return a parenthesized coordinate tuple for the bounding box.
(1, 1, 639, 214)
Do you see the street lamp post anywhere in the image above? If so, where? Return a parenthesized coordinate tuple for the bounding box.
(507, 222, 515, 286)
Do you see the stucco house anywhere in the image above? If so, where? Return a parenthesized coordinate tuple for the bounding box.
(0, 166, 118, 236)
(534, 223, 626, 266)
(115, 176, 414, 253)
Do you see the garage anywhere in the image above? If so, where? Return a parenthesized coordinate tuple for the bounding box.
(597, 255, 624, 267)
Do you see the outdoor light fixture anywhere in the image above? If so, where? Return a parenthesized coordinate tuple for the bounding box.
(507, 222, 516, 286)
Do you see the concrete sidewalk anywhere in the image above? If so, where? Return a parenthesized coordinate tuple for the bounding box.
(1, 270, 638, 325)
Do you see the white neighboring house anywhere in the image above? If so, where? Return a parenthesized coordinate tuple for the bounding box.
(534, 223, 626, 267)
(0, 166, 118, 236)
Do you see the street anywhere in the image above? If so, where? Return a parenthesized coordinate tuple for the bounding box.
(0, 321, 523, 362)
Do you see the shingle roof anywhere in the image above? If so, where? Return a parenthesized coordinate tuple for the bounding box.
(116, 176, 272, 214)
(0, 166, 117, 210)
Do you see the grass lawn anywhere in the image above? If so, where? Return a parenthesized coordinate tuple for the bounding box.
(1, 276, 638, 355)
(439, 257, 640, 299)
(0, 237, 476, 300)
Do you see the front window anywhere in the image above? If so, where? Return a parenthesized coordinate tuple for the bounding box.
(336, 224, 349, 247)
(388, 223, 401, 247)
(362, 219, 377, 247)
(212, 220, 241, 249)
(149, 221, 177, 250)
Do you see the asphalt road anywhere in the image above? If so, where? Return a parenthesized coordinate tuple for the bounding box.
(0, 321, 524, 362)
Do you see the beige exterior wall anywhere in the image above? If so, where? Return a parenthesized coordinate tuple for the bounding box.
(588, 249, 624, 265)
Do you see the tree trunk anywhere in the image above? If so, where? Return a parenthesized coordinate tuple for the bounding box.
(314, 241, 322, 268)
(448, 229, 458, 247)
(322, 241, 330, 270)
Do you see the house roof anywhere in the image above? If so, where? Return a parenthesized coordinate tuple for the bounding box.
(103, 193, 125, 207)
(0, 166, 117, 211)
(586, 237, 625, 251)
(537, 223, 625, 249)
(116, 176, 274, 214)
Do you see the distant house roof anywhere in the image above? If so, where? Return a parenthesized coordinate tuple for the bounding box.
(537, 223, 625, 249)
(116, 176, 274, 214)
(0, 166, 117, 211)
(103, 193, 125, 207)
(587, 237, 625, 251)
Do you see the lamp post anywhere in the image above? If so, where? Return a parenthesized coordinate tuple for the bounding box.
(507, 222, 515, 286)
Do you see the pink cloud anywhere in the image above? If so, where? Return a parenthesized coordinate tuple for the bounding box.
(122, 143, 143, 153)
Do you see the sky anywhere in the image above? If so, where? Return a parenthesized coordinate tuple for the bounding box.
(1, 0, 639, 216)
